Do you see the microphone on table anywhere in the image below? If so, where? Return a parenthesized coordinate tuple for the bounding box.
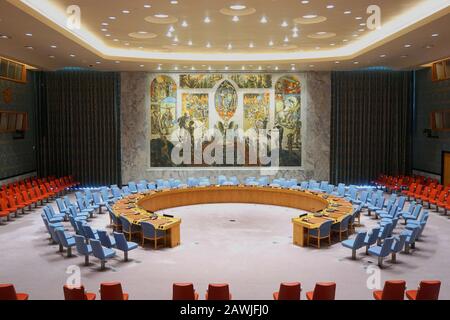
(163, 214, 174, 218)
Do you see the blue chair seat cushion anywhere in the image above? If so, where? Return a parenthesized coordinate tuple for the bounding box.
(341, 239, 356, 249)
(126, 242, 138, 250)
(367, 246, 382, 256)
(103, 248, 116, 258)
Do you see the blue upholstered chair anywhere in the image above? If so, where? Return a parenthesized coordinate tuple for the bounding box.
(56, 198, 70, 217)
(147, 183, 157, 190)
(90, 239, 116, 270)
(341, 231, 367, 259)
(77, 198, 95, 218)
(93, 192, 107, 213)
(402, 204, 422, 224)
(74, 235, 93, 265)
(377, 222, 393, 245)
(352, 191, 369, 206)
(113, 232, 138, 261)
(367, 196, 385, 216)
(258, 177, 270, 186)
(396, 196, 407, 212)
(307, 220, 333, 248)
(377, 204, 398, 220)
(349, 204, 363, 231)
(364, 191, 378, 208)
(383, 193, 397, 208)
(402, 225, 421, 253)
(106, 204, 122, 232)
(399, 200, 415, 218)
(390, 234, 407, 263)
(331, 183, 345, 197)
(368, 237, 395, 267)
(331, 215, 352, 241)
(319, 181, 329, 192)
(75, 220, 88, 237)
(48, 223, 65, 247)
(55, 229, 76, 257)
(82, 225, 99, 240)
(187, 178, 199, 187)
(229, 177, 239, 185)
(119, 216, 141, 241)
(68, 206, 88, 221)
(111, 187, 123, 200)
(141, 221, 166, 249)
(128, 182, 138, 194)
(84, 189, 94, 204)
(137, 183, 147, 193)
(97, 230, 116, 248)
(122, 186, 132, 195)
(364, 227, 380, 254)
(139, 180, 149, 186)
(43, 206, 64, 223)
(406, 212, 429, 239)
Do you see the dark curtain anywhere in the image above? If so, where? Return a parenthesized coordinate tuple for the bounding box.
(35, 70, 121, 186)
(330, 71, 413, 185)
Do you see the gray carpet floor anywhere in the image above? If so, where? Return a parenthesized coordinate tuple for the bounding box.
(1, 192, 449, 300)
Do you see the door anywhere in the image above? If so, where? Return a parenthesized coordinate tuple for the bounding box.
(442, 151, 450, 186)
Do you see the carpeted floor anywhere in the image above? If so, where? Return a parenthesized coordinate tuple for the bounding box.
(1, 193, 449, 300)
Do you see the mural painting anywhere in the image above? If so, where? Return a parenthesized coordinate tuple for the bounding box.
(230, 74, 272, 88)
(180, 74, 223, 89)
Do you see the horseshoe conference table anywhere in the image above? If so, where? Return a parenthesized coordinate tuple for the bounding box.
(112, 186, 353, 248)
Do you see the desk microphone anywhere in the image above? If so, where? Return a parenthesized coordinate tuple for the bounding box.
(163, 214, 174, 218)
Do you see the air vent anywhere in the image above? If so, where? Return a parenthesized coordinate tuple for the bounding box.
(0, 57, 27, 83)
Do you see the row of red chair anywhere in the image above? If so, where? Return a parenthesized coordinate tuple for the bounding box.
(374, 174, 439, 193)
(1, 279, 441, 300)
(402, 182, 450, 212)
(0, 175, 79, 223)
(373, 280, 441, 300)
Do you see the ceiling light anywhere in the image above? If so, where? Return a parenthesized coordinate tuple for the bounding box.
(113, 39, 119, 42)
(138, 31, 148, 34)
(355, 17, 363, 20)
(181, 20, 188, 27)
(204, 16, 211, 23)
(157, 65, 161, 70)
(292, 26, 299, 32)
(122, 10, 130, 14)
(96, 61, 101, 64)
(230, 5, 246, 10)
(227, 43, 233, 50)
(109, 16, 116, 20)
(344, 11, 351, 14)
(174, 66, 179, 70)
(335, 61, 340, 64)
(401, 55, 408, 58)
(284, 36, 289, 42)
(206, 42, 211, 48)
(225, 66, 229, 70)
(432, 33, 439, 37)
(171, 0, 178, 4)
(301, 1, 309, 4)
(25, 33, 32, 36)
(258, 66, 262, 70)
(315, 46, 321, 49)
(144, 4, 151, 8)
(380, 54, 386, 57)
(173, 36, 179, 42)
(232, 16, 240, 22)
(140, 64, 144, 68)
(50, 45, 57, 48)
(260, 16, 268, 23)
(124, 42, 130, 46)
(69, 54, 76, 57)
(49, 55, 55, 59)
(353, 61, 359, 64)
(105, 34, 111, 37)
(358, 28, 365, 32)
(249, 42, 254, 48)
(330, 43, 335, 46)
(115, 61, 120, 63)
(343, 39, 348, 42)
(24, 46, 33, 50)
(208, 66, 212, 70)
(281, 21, 288, 27)
(404, 44, 411, 47)
(275, 66, 279, 70)
(101, 28, 108, 32)
(291, 66, 296, 70)
(154, 14, 169, 18)
(309, 65, 314, 67)
(188, 40, 193, 46)
(268, 40, 274, 46)
(360, 23, 366, 26)
(191, 66, 195, 70)
(303, 15, 318, 19)
(326, 5, 335, 9)
(292, 32, 299, 38)
(317, 31, 327, 35)
(101, 22, 109, 26)
(166, 31, 172, 37)
(169, 26, 175, 32)
(241, 66, 246, 70)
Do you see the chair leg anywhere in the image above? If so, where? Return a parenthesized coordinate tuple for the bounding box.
(100, 260, 106, 270)
(391, 253, 397, 263)
(59, 244, 63, 252)
(85, 255, 89, 266)
(317, 238, 320, 249)
(352, 249, 356, 260)
(67, 247, 72, 257)
(124, 251, 128, 262)
(378, 257, 383, 268)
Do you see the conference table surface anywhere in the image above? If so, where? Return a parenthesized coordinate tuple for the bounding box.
(112, 185, 354, 248)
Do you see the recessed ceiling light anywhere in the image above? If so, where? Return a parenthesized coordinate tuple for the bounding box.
(105, 34, 111, 37)
(360, 23, 366, 26)
(101, 22, 109, 26)
(303, 15, 318, 19)
(358, 28, 365, 32)
(275, 66, 279, 70)
(208, 66, 212, 70)
(101, 28, 108, 32)
(344, 11, 351, 14)
(260, 16, 268, 24)
(241, 66, 246, 70)
(291, 66, 296, 70)
(109, 16, 116, 20)
(191, 66, 195, 70)
(122, 10, 130, 14)
(115, 61, 120, 63)
(154, 14, 168, 18)
(281, 21, 288, 27)
(301, 1, 309, 4)
(326, 5, 335, 9)
(232, 16, 240, 22)
(169, 26, 175, 32)
(335, 61, 340, 64)
(258, 66, 262, 70)
(227, 43, 233, 50)
(330, 43, 335, 46)
(171, 0, 178, 4)
(230, 5, 246, 10)
(315, 46, 321, 50)
(401, 55, 408, 58)
(380, 54, 387, 58)
(268, 40, 274, 46)
(343, 39, 348, 42)
(249, 42, 254, 48)
(352, 34, 359, 37)
(206, 42, 211, 48)
(188, 40, 193, 46)
(353, 61, 359, 64)
(113, 38, 119, 42)
(173, 36, 179, 42)
(24, 46, 33, 50)
(404, 44, 411, 48)
(138, 31, 148, 34)
(181, 20, 188, 27)
(355, 17, 363, 20)
(25, 33, 32, 36)
(284, 36, 289, 42)
(317, 31, 327, 35)
(166, 31, 172, 37)
(140, 64, 144, 67)
(124, 42, 130, 46)
(432, 33, 439, 37)
(144, 4, 151, 8)
(157, 65, 162, 70)
(204, 16, 211, 23)
(292, 26, 299, 32)
(292, 32, 299, 38)
(50, 45, 57, 48)
(309, 65, 314, 68)
(225, 66, 229, 70)
(96, 61, 101, 64)
(174, 66, 178, 70)
(49, 55, 55, 59)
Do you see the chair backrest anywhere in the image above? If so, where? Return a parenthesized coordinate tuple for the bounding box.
(381, 280, 406, 300)
(56, 198, 66, 212)
(376, 196, 385, 208)
(63, 285, 87, 300)
(366, 228, 380, 245)
(380, 237, 395, 257)
(360, 191, 369, 203)
(173, 283, 197, 300)
(93, 192, 102, 204)
(137, 183, 147, 192)
(119, 216, 132, 231)
(122, 186, 131, 195)
(141, 221, 157, 238)
(100, 282, 125, 300)
(397, 196, 406, 211)
(207, 284, 230, 300)
(55, 229, 70, 246)
(312, 282, 336, 300)
(113, 232, 128, 251)
(74, 235, 90, 255)
(339, 215, 352, 231)
(353, 232, 367, 248)
(278, 282, 301, 300)
(112, 187, 122, 198)
(128, 182, 137, 192)
(90, 239, 106, 259)
(77, 198, 86, 210)
(0, 284, 18, 300)
(98, 230, 113, 248)
(391, 234, 407, 253)
(416, 281, 441, 300)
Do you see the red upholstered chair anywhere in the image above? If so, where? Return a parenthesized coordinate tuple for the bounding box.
(63, 285, 96, 300)
(406, 280, 441, 300)
(306, 282, 336, 300)
(205, 284, 232, 300)
(273, 282, 301, 300)
(100, 282, 129, 300)
(373, 280, 406, 300)
(173, 283, 199, 300)
(0, 284, 29, 300)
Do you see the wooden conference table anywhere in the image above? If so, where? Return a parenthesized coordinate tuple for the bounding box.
(112, 185, 353, 248)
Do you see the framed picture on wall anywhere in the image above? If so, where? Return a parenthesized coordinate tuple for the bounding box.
(0, 112, 8, 131)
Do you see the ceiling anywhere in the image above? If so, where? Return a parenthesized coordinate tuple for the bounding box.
(0, 0, 449, 72)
